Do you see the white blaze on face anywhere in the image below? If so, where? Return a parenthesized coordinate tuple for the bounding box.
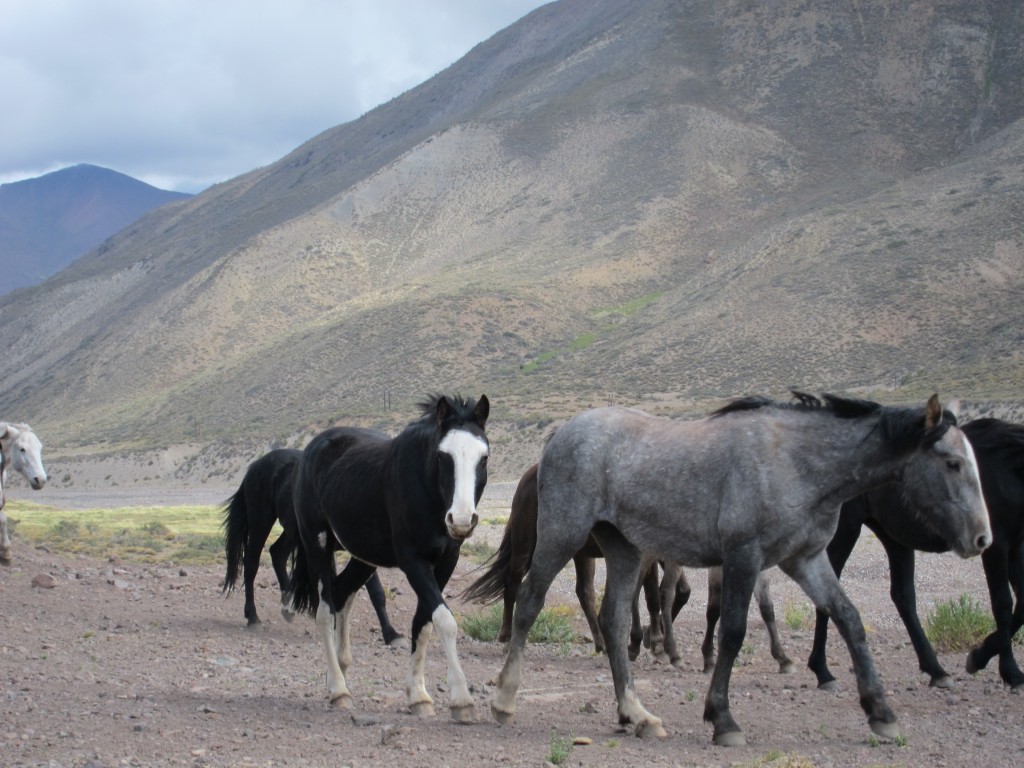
(438, 429, 488, 538)
(958, 432, 991, 547)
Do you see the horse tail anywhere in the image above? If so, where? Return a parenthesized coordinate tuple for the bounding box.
(458, 514, 532, 610)
(285, 541, 319, 616)
(460, 522, 521, 605)
(221, 486, 248, 594)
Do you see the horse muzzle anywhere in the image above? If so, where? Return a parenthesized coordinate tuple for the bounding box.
(446, 511, 479, 541)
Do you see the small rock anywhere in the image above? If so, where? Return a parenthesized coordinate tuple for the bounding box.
(31, 573, 58, 589)
(351, 713, 380, 727)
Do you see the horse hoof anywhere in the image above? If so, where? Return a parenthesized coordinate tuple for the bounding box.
(869, 720, 900, 740)
(245, 617, 261, 627)
(387, 635, 411, 651)
(713, 729, 746, 747)
(450, 704, 475, 723)
(702, 663, 715, 675)
(490, 703, 515, 726)
(965, 652, 981, 674)
(635, 720, 668, 740)
(410, 701, 435, 717)
(0, 554, 11, 566)
(330, 693, 353, 709)
(929, 675, 954, 689)
(778, 661, 796, 675)
(670, 657, 685, 670)
(818, 680, 841, 692)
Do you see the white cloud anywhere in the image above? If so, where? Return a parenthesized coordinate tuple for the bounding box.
(0, 0, 546, 192)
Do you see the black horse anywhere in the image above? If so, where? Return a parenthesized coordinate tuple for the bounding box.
(809, 416, 1024, 691)
(220, 448, 405, 647)
(287, 394, 490, 720)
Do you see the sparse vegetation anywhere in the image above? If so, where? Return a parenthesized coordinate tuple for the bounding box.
(925, 594, 1022, 651)
(7, 500, 269, 565)
(547, 728, 573, 765)
(783, 601, 815, 631)
(460, 603, 577, 644)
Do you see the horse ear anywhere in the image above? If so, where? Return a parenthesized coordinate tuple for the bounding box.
(925, 394, 942, 429)
(435, 395, 453, 426)
(473, 395, 490, 428)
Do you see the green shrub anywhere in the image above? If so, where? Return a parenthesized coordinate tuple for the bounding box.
(461, 604, 577, 644)
(925, 594, 995, 651)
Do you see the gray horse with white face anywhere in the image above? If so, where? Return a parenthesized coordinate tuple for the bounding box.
(0, 423, 48, 564)
(491, 392, 990, 747)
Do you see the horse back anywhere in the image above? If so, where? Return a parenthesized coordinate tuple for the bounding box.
(294, 426, 398, 565)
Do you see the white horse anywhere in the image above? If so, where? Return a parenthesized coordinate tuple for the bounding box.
(0, 423, 48, 563)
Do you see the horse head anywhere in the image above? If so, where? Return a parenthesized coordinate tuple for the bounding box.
(434, 394, 490, 541)
(0, 423, 48, 490)
(900, 395, 990, 558)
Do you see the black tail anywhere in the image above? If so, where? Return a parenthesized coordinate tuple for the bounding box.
(460, 520, 530, 605)
(221, 486, 248, 594)
(285, 541, 320, 616)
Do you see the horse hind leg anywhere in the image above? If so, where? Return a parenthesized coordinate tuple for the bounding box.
(631, 559, 658, 661)
(573, 553, 604, 653)
(364, 572, 409, 650)
(754, 572, 795, 674)
(702, 567, 723, 673)
(593, 529, 666, 739)
(659, 561, 689, 668)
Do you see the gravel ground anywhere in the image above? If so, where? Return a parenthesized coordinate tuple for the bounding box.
(1, 484, 1022, 768)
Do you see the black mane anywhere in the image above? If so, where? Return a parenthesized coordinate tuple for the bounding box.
(964, 418, 1024, 471)
(712, 389, 956, 456)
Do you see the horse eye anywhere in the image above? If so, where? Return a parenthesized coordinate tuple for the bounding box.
(945, 460, 961, 472)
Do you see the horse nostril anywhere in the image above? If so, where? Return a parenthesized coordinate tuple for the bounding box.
(976, 534, 990, 551)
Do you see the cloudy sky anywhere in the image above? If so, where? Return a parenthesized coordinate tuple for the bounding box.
(1, 0, 548, 193)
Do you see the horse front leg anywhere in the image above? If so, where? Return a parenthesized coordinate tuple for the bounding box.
(967, 545, 1024, 689)
(492, 538, 580, 726)
(403, 553, 474, 721)
(881, 539, 950, 687)
(782, 550, 898, 740)
(593, 531, 666, 739)
(753, 572, 795, 674)
(703, 554, 759, 746)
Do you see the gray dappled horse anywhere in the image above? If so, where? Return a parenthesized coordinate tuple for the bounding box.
(491, 392, 990, 746)
(0, 423, 48, 564)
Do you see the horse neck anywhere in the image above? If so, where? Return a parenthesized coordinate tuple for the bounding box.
(791, 415, 912, 507)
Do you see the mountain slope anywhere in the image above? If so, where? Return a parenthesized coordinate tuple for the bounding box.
(0, 165, 192, 294)
(0, 0, 1021, 473)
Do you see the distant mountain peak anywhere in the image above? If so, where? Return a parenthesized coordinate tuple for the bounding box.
(0, 165, 192, 294)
